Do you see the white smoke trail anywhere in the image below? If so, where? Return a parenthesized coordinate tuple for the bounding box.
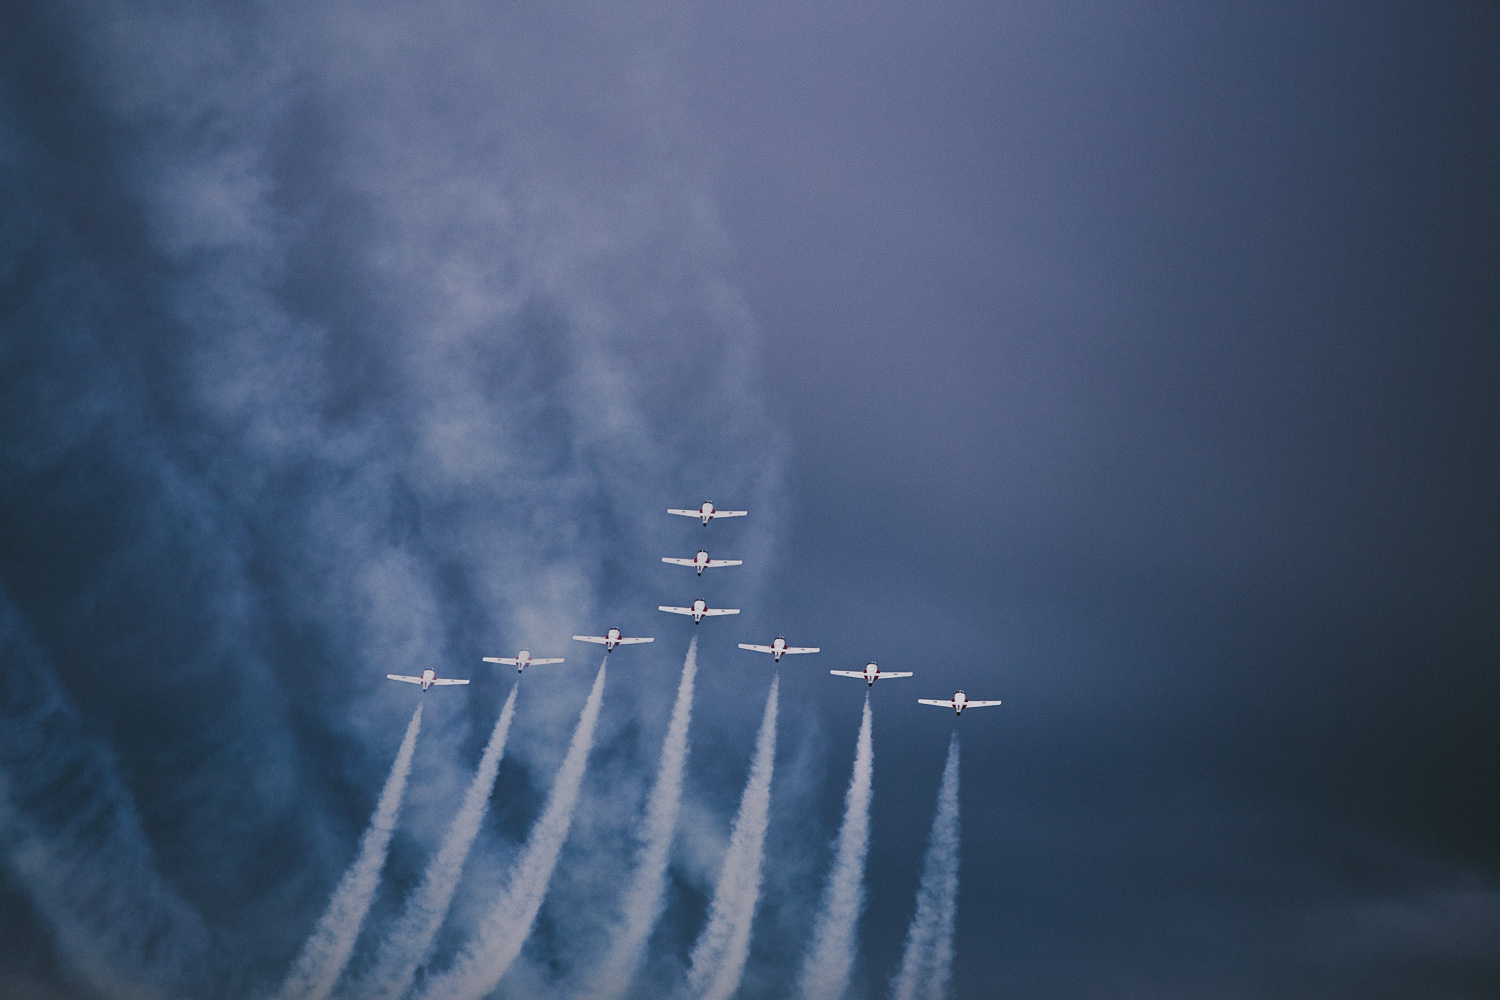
(586, 636, 699, 1000)
(795, 693, 875, 1000)
(276, 701, 425, 1000)
(890, 733, 960, 1000)
(356, 683, 520, 1000)
(419, 659, 608, 1000)
(681, 675, 779, 1000)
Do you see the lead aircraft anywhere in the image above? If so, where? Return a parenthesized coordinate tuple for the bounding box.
(831, 661, 912, 687)
(482, 649, 565, 673)
(739, 637, 820, 662)
(659, 598, 740, 624)
(388, 668, 470, 692)
(668, 502, 747, 526)
(572, 627, 654, 651)
(918, 690, 1002, 715)
(662, 549, 742, 576)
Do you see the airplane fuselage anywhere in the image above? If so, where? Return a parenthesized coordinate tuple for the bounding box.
(419, 668, 437, 691)
(694, 550, 709, 574)
(863, 662, 879, 685)
(691, 599, 708, 623)
(771, 637, 788, 661)
(604, 628, 623, 650)
(953, 691, 968, 714)
(698, 502, 715, 525)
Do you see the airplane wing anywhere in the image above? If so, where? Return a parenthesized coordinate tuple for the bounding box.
(830, 670, 867, 679)
(615, 636, 654, 644)
(704, 559, 743, 568)
(917, 699, 954, 708)
(482, 657, 521, 665)
(782, 646, 820, 655)
(429, 677, 470, 686)
(387, 674, 423, 684)
(715, 510, 748, 518)
(573, 635, 608, 644)
(964, 699, 1002, 708)
(666, 509, 699, 517)
(529, 658, 565, 665)
(701, 607, 740, 616)
(661, 557, 698, 567)
(738, 644, 775, 653)
(880, 671, 914, 679)
(659, 606, 695, 615)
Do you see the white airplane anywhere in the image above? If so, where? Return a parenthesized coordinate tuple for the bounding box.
(387, 668, 470, 692)
(918, 690, 1002, 715)
(572, 627, 654, 651)
(668, 502, 748, 526)
(662, 549, 742, 576)
(738, 637, 820, 662)
(482, 649, 565, 674)
(830, 662, 912, 687)
(659, 599, 740, 624)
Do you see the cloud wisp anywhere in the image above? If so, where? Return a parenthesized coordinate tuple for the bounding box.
(586, 636, 700, 1000)
(419, 659, 608, 1000)
(890, 733, 960, 1000)
(795, 693, 875, 1000)
(276, 701, 425, 1000)
(681, 675, 779, 1000)
(356, 682, 520, 1000)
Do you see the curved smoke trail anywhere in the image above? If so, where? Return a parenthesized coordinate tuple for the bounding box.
(277, 701, 425, 1000)
(419, 659, 608, 1000)
(890, 732, 960, 1000)
(587, 636, 699, 1000)
(0, 597, 211, 999)
(682, 675, 779, 1000)
(356, 683, 520, 1000)
(796, 693, 875, 1000)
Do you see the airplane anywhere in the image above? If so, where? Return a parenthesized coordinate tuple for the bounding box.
(668, 502, 747, 526)
(662, 549, 742, 576)
(572, 627, 654, 651)
(918, 691, 1002, 715)
(830, 661, 912, 687)
(738, 637, 820, 662)
(659, 598, 740, 624)
(387, 668, 470, 692)
(482, 649, 565, 674)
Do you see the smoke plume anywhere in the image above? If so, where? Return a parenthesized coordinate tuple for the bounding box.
(356, 682, 520, 1000)
(276, 701, 425, 1000)
(586, 636, 699, 999)
(681, 675, 779, 1000)
(419, 659, 608, 1000)
(890, 733, 960, 1000)
(795, 693, 874, 1000)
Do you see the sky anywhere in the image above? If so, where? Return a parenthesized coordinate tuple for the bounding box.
(2, 2, 1497, 999)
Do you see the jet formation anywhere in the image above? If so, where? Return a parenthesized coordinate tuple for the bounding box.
(386, 501, 1002, 714)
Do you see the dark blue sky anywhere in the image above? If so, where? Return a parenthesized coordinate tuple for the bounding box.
(2, 2, 1497, 999)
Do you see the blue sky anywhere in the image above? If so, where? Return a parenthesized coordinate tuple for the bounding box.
(2, 3, 1497, 998)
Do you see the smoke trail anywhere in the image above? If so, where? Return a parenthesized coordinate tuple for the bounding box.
(357, 683, 520, 1000)
(0, 596, 211, 999)
(681, 675, 779, 1000)
(795, 693, 875, 1000)
(276, 701, 425, 1000)
(420, 659, 608, 1000)
(890, 733, 960, 1000)
(587, 636, 699, 999)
